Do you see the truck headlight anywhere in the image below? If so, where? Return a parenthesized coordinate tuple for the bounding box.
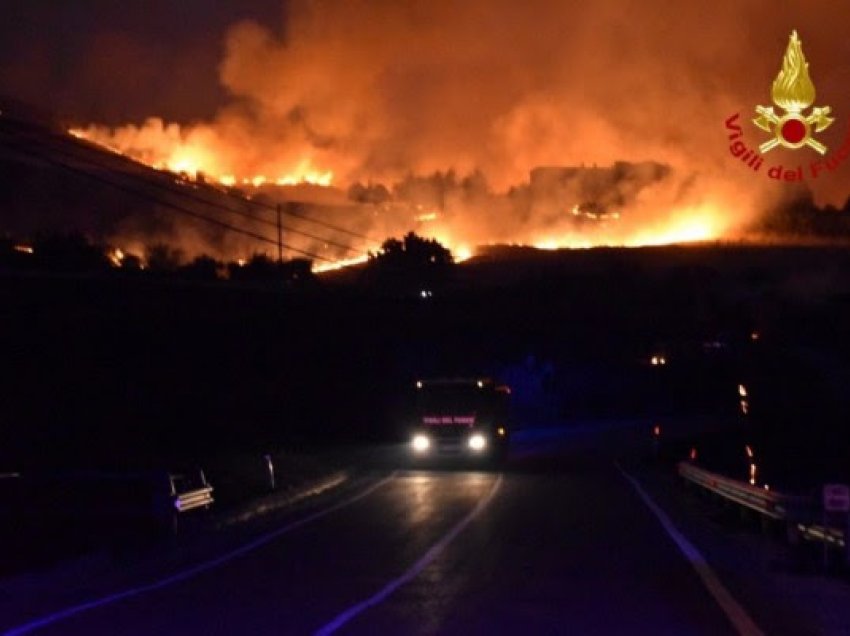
(411, 434, 430, 453)
(468, 433, 486, 451)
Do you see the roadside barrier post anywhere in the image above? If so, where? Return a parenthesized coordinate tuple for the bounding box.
(823, 484, 850, 570)
(845, 511, 850, 567)
(265, 454, 276, 491)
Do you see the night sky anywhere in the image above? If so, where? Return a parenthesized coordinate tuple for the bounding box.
(0, 1, 286, 122)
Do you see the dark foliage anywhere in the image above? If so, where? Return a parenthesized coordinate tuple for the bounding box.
(179, 255, 223, 281)
(347, 181, 391, 205)
(32, 232, 111, 272)
(145, 244, 185, 272)
(228, 253, 315, 285)
(364, 232, 454, 291)
(755, 189, 850, 239)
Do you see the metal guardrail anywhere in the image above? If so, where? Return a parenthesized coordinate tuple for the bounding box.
(678, 460, 850, 566)
(1, 469, 215, 528)
(678, 461, 808, 520)
(169, 469, 214, 513)
(796, 522, 846, 548)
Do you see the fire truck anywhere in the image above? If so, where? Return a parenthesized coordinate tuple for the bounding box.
(408, 378, 511, 462)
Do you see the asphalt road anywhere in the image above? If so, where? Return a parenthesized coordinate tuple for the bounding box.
(11, 423, 848, 635)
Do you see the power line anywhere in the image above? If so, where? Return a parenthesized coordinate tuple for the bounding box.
(0, 136, 335, 262)
(7, 125, 365, 255)
(29, 122, 381, 245)
(252, 198, 379, 244)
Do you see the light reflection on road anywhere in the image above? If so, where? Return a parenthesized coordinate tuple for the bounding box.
(401, 471, 497, 528)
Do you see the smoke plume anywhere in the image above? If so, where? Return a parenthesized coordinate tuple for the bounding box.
(66, 0, 850, 260)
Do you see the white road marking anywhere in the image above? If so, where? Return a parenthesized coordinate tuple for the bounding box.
(617, 464, 764, 636)
(314, 473, 504, 636)
(3, 473, 397, 636)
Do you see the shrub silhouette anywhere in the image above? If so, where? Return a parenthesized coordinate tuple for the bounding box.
(179, 255, 222, 281)
(365, 232, 453, 291)
(33, 232, 110, 272)
(146, 244, 185, 273)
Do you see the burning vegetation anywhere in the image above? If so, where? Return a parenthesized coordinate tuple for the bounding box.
(62, 122, 731, 268)
(4, 1, 850, 268)
(47, 0, 764, 267)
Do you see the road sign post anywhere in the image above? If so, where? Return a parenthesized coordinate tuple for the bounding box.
(822, 484, 850, 568)
(823, 484, 850, 513)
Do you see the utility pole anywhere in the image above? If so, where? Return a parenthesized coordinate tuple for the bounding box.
(276, 203, 283, 264)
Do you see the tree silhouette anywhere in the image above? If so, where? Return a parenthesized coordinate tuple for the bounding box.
(365, 232, 453, 291)
(33, 232, 110, 272)
(228, 253, 277, 282)
(228, 253, 315, 285)
(146, 244, 184, 272)
(347, 181, 391, 204)
(179, 255, 222, 281)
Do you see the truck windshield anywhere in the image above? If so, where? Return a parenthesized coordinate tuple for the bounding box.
(415, 382, 507, 420)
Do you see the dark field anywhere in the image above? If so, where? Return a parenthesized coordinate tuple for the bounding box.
(2, 243, 849, 484)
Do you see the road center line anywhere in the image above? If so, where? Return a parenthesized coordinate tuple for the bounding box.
(616, 464, 764, 636)
(314, 473, 504, 636)
(3, 472, 397, 636)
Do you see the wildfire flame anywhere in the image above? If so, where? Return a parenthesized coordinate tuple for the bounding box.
(68, 125, 334, 188)
(66, 124, 729, 273)
(312, 254, 370, 273)
(530, 204, 722, 251)
(453, 245, 473, 262)
(107, 248, 124, 267)
(29, 2, 831, 275)
(623, 206, 721, 246)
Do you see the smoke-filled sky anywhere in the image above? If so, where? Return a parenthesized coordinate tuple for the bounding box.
(0, 1, 284, 122)
(3, 1, 850, 259)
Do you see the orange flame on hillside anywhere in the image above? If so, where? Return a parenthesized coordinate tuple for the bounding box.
(69, 125, 334, 188)
(67, 123, 729, 272)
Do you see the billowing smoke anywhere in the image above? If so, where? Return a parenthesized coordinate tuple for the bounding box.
(67, 0, 850, 260)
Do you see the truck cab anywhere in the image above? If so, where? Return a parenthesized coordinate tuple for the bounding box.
(408, 378, 511, 462)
